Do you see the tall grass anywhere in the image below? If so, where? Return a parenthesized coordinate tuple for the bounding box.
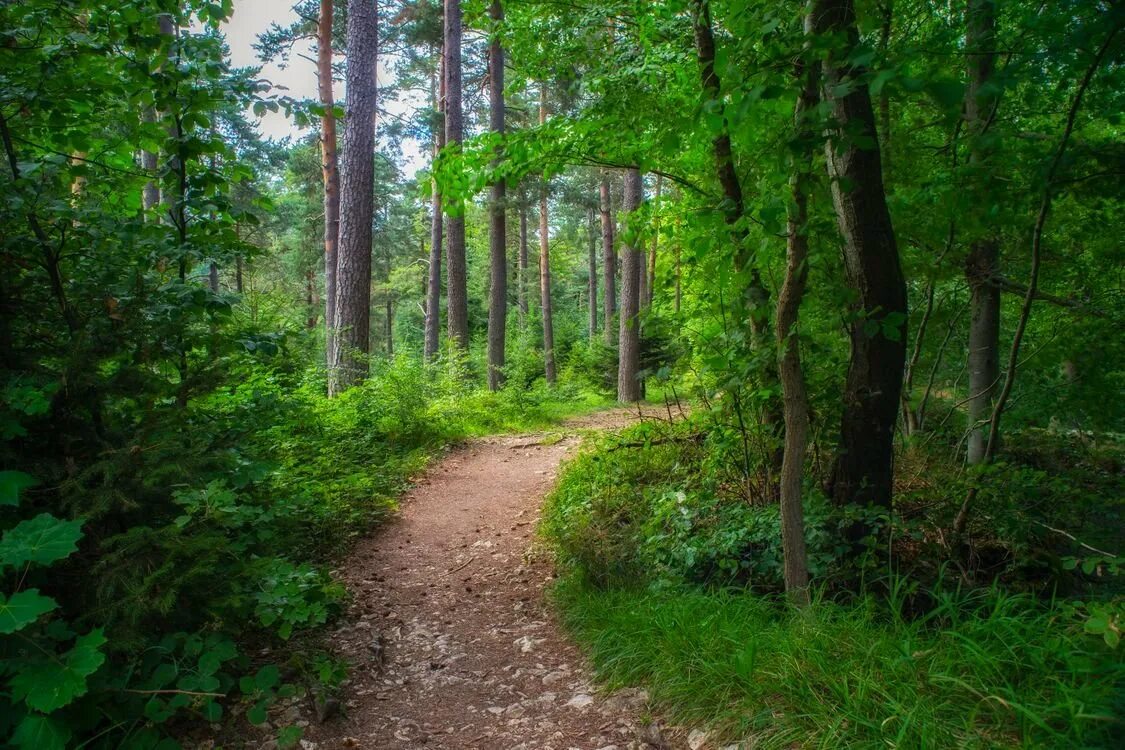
(553, 578, 1123, 748)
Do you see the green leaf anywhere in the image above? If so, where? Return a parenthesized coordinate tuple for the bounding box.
(254, 664, 280, 691)
(0, 513, 84, 569)
(0, 470, 37, 506)
(278, 725, 303, 749)
(11, 713, 72, 750)
(247, 698, 269, 725)
(10, 629, 107, 712)
(0, 589, 58, 634)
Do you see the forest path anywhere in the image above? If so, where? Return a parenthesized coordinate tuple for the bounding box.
(302, 407, 680, 750)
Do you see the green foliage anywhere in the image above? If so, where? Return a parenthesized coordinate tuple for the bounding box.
(553, 579, 1125, 748)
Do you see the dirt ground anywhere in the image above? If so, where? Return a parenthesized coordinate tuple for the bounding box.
(281, 407, 697, 750)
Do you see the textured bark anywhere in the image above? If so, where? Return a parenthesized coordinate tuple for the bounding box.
(617, 168, 643, 402)
(318, 0, 341, 369)
(209, 262, 219, 292)
(600, 175, 617, 345)
(963, 0, 1000, 465)
(425, 43, 445, 360)
(486, 0, 507, 391)
(518, 192, 529, 328)
(331, 0, 378, 394)
(812, 0, 908, 525)
(776, 25, 818, 607)
(539, 88, 556, 385)
(587, 205, 598, 338)
(444, 0, 469, 351)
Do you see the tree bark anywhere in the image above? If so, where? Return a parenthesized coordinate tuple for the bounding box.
(963, 0, 1001, 465)
(318, 0, 342, 371)
(812, 0, 908, 529)
(600, 174, 617, 345)
(331, 0, 378, 395)
(518, 190, 529, 328)
(425, 41, 445, 360)
(587, 205, 598, 338)
(538, 87, 556, 385)
(486, 0, 507, 390)
(776, 19, 818, 608)
(617, 168, 643, 402)
(444, 0, 469, 351)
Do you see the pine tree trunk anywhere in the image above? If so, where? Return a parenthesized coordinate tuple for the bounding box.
(587, 205, 598, 338)
(425, 42, 445, 360)
(444, 0, 469, 351)
(331, 0, 378, 395)
(518, 192, 528, 328)
(318, 0, 341, 371)
(964, 0, 1001, 465)
(486, 0, 507, 391)
(600, 174, 616, 345)
(539, 89, 556, 385)
(812, 0, 908, 531)
(617, 168, 643, 402)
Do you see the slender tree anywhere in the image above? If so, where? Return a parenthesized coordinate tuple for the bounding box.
(518, 186, 529, 328)
(331, 0, 378, 394)
(617, 167, 643, 402)
(690, 0, 776, 392)
(539, 86, 556, 385)
(425, 41, 445, 360)
(963, 0, 1001, 464)
(600, 173, 616, 345)
(811, 0, 908, 530)
(587, 204, 597, 338)
(486, 0, 507, 390)
(776, 15, 819, 607)
(443, 0, 468, 351)
(318, 0, 341, 369)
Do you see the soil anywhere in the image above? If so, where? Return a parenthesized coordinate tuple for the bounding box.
(284, 407, 693, 750)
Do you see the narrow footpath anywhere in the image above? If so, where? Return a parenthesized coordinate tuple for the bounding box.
(301, 410, 678, 750)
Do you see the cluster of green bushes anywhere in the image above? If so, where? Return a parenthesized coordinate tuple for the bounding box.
(542, 415, 1125, 747)
(1, 345, 600, 750)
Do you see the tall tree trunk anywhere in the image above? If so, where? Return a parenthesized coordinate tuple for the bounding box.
(331, 0, 378, 395)
(587, 205, 598, 338)
(538, 87, 556, 385)
(425, 42, 445, 360)
(209, 262, 219, 292)
(812, 0, 908, 530)
(690, 0, 779, 431)
(776, 20, 818, 607)
(444, 0, 469, 351)
(963, 0, 1001, 465)
(647, 174, 662, 307)
(486, 0, 507, 390)
(319, 0, 341, 371)
(518, 190, 529, 328)
(235, 255, 243, 293)
(878, 1, 893, 177)
(600, 174, 616, 345)
(617, 168, 643, 402)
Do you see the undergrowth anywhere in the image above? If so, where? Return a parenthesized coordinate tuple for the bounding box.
(542, 415, 1125, 748)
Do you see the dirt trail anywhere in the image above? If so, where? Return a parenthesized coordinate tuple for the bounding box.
(302, 408, 679, 750)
